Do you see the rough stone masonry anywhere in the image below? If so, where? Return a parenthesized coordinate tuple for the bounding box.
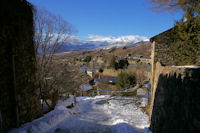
(150, 64, 200, 133)
(0, 0, 42, 132)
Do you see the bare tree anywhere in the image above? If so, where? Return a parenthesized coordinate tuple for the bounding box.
(33, 8, 76, 108)
(149, 0, 199, 12)
(136, 71, 148, 85)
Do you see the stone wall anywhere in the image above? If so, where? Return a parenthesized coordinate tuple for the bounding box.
(151, 27, 200, 66)
(0, 0, 42, 132)
(150, 19, 200, 133)
(151, 28, 178, 66)
(150, 65, 200, 133)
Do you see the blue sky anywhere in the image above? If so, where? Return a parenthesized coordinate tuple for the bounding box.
(28, 0, 183, 40)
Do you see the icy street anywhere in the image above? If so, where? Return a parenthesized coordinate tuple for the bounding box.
(10, 95, 151, 133)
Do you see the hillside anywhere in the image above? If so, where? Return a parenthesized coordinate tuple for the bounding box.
(56, 42, 151, 60)
(102, 42, 151, 57)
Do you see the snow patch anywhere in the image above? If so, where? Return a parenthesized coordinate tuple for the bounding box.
(9, 96, 78, 133)
(102, 96, 150, 129)
(88, 34, 149, 43)
(9, 95, 151, 133)
(173, 65, 200, 69)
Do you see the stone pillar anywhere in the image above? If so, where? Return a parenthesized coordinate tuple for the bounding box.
(149, 41, 155, 119)
(0, 0, 42, 132)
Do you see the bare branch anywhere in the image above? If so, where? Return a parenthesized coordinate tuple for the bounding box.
(149, 0, 189, 12)
(33, 7, 77, 96)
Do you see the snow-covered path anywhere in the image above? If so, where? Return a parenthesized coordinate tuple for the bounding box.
(49, 97, 114, 133)
(10, 95, 151, 133)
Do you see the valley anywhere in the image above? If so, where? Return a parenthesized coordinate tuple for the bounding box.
(51, 42, 152, 98)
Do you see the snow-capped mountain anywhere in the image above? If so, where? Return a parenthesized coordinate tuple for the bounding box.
(87, 34, 148, 43)
(57, 35, 149, 52)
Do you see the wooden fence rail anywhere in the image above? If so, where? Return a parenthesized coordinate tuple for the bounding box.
(92, 84, 136, 96)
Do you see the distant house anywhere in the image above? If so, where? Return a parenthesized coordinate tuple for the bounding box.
(140, 57, 151, 64)
(86, 69, 94, 78)
(128, 58, 139, 65)
(132, 55, 151, 64)
(133, 55, 143, 59)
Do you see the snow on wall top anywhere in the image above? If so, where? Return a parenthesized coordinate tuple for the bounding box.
(172, 65, 200, 69)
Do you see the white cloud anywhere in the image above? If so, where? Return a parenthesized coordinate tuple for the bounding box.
(88, 34, 149, 43)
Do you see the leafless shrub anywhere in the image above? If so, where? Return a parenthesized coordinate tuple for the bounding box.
(136, 70, 148, 85)
(33, 7, 76, 108)
(149, 0, 198, 12)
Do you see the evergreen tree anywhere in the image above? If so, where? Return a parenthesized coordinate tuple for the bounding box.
(84, 56, 92, 62)
(116, 72, 136, 89)
(171, 2, 200, 65)
(109, 56, 117, 70)
(150, 0, 200, 65)
(98, 68, 104, 73)
(118, 59, 129, 69)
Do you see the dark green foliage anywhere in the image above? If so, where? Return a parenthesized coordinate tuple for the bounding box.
(109, 57, 118, 70)
(123, 46, 127, 50)
(136, 59, 141, 64)
(116, 72, 136, 89)
(117, 59, 129, 69)
(98, 68, 104, 73)
(84, 56, 92, 62)
(110, 57, 129, 70)
(171, 4, 200, 65)
(150, 0, 200, 65)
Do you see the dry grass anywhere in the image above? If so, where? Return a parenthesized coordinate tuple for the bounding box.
(102, 43, 151, 57)
(102, 68, 140, 76)
(141, 104, 152, 119)
(102, 69, 123, 76)
(111, 90, 137, 97)
(102, 67, 150, 83)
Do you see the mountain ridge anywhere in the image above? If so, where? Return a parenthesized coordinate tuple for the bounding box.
(58, 40, 149, 52)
